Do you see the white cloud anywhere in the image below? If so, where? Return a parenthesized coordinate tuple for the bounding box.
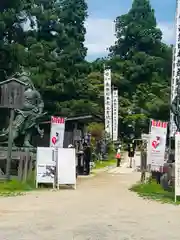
(85, 18, 175, 58)
(85, 18, 116, 56)
(158, 22, 175, 44)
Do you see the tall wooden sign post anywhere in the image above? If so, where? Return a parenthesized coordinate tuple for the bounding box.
(0, 78, 26, 180)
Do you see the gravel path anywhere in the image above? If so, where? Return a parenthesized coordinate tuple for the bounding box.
(0, 167, 180, 240)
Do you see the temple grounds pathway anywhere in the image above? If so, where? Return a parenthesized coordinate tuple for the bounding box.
(0, 164, 180, 240)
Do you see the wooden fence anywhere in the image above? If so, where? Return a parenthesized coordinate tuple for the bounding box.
(0, 149, 35, 182)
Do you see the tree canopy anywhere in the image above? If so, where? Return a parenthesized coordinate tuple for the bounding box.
(108, 0, 172, 137)
(0, 0, 173, 139)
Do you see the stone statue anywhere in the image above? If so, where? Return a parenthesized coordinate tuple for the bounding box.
(0, 70, 46, 147)
(171, 81, 180, 132)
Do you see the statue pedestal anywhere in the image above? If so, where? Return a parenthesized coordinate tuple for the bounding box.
(0, 146, 36, 181)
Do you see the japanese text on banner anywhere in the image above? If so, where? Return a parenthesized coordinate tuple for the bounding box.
(175, 133, 180, 197)
(112, 89, 118, 141)
(170, 1, 180, 136)
(104, 69, 112, 138)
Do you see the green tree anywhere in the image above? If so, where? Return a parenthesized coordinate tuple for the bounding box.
(109, 0, 168, 88)
(110, 0, 162, 59)
(58, 0, 91, 112)
(24, 0, 67, 115)
(24, 0, 90, 117)
(0, 0, 172, 141)
(0, 0, 34, 127)
(108, 0, 172, 137)
(0, 0, 32, 80)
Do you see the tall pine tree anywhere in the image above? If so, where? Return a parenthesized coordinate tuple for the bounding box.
(109, 0, 172, 136)
(59, 0, 89, 98)
(0, 0, 32, 79)
(24, 0, 67, 115)
(25, 0, 91, 117)
(110, 0, 162, 58)
(54, 0, 92, 116)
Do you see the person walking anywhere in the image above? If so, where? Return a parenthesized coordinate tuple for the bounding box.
(83, 142, 92, 175)
(116, 145, 121, 167)
(128, 142, 135, 168)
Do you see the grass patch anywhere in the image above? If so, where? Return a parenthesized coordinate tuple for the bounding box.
(93, 159, 116, 169)
(0, 179, 34, 197)
(130, 180, 180, 204)
(0, 172, 36, 197)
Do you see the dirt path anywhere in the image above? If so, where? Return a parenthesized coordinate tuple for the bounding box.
(0, 167, 180, 240)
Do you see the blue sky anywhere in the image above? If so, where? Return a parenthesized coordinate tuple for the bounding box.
(85, 0, 176, 60)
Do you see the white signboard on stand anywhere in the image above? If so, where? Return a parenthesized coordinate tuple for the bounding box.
(36, 147, 55, 188)
(175, 133, 180, 201)
(57, 148, 76, 189)
(50, 116, 65, 148)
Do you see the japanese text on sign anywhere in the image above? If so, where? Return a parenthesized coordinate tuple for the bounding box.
(170, 3, 180, 136)
(112, 89, 118, 141)
(175, 133, 180, 197)
(104, 69, 112, 138)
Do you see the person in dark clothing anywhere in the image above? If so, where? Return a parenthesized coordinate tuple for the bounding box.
(127, 142, 135, 168)
(83, 143, 91, 175)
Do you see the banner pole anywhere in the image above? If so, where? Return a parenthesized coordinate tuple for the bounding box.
(147, 119, 152, 172)
(149, 118, 152, 134)
(175, 193, 177, 203)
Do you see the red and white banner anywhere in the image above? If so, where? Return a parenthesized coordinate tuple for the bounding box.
(148, 119, 168, 171)
(49, 116, 65, 148)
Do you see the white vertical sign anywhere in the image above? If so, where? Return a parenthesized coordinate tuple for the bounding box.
(50, 116, 65, 148)
(148, 120, 168, 171)
(170, 0, 180, 136)
(104, 69, 112, 138)
(175, 133, 180, 200)
(112, 89, 118, 141)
